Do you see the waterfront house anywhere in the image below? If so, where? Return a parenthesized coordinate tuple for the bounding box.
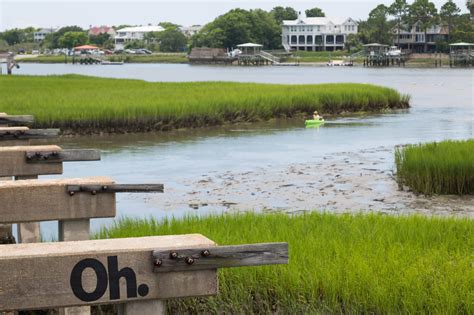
(281, 13, 358, 51)
(88, 25, 116, 38)
(392, 22, 448, 52)
(114, 25, 165, 50)
(34, 28, 57, 42)
(180, 25, 202, 38)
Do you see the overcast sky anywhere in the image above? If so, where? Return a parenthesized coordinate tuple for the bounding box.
(0, 0, 469, 31)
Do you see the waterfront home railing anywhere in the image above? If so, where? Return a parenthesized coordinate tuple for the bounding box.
(258, 50, 281, 64)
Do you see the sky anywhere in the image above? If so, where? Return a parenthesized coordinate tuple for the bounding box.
(0, 0, 470, 31)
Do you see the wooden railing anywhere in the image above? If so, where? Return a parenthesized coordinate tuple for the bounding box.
(0, 113, 289, 314)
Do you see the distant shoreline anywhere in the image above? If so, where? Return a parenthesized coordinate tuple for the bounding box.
(15, 54, 452, 68)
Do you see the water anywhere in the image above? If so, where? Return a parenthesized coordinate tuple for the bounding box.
(11, 64, 473, 238)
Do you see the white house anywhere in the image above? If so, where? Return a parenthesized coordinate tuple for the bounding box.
(114, 25, 165, 50)
(180, 25, 202, 38)
(282, 15, 358, 51)
(34, 28, 57, 42)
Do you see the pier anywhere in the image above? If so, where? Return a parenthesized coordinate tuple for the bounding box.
(361, 43, 407, 67)
(449, 42, 474, 67)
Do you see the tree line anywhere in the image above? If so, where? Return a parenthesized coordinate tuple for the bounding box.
(1, 1, 472, 53)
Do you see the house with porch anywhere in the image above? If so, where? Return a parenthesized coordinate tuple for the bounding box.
(392, 22, 449, 52)
(281, 14, 358, 51)
(114, 25, 165, 50)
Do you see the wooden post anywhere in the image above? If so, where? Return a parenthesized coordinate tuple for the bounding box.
(58, 219, 91, 315)
(15, 175, 40, 244)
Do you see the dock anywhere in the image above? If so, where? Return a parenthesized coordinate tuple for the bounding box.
(449, 42, 474, 67)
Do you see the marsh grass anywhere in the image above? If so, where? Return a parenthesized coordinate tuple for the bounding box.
(97, 212, 473, 314)
(0, 75, 410, 133)
(395, 139, 474, 195)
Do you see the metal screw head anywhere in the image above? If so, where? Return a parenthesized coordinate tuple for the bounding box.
(154, 258, 163, 267)
(69, 191, 75, 196)
(91, 190, 97, 195)
(169, 252, 178, 259)
(185, 257, 195, 265)
(201, 250, 211, 257)
(102, 185, 108, 190)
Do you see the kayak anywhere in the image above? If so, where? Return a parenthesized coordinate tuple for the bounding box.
(305, 119, 325, 126)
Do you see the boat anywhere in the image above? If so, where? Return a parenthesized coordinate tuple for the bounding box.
(100, 60, 124, 65)
(305, 119, 325, 126)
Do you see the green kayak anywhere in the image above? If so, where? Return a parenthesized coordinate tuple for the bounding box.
(305, 119, 325, 126)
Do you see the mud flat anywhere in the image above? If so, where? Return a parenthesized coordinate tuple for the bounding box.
(145, 145, 474, 217)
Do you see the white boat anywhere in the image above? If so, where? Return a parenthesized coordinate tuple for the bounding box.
(101, 60, 124, 65)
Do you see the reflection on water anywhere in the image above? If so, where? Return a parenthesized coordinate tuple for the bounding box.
(13, 64, 472, 238)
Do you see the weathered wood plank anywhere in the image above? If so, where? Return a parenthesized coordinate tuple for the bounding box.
(26, 149, 101, 163)
(15, 175, 41, 244)
(0, 177, 116, 223)
(59, 219, 92, 315)
(0, 114, 34, 125)
(0, 145, 63, 177)
(0, 235, 217, 311)
(0, 127, 59, 140)
(67, 184, 164, 194)
(119, 300, 165, 315)
(153, 243, 288, 273)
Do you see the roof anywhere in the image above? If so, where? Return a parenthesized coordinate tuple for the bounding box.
(74, 45, 99, 50)
(89, 26, 114, 36)
(449, 42, 474, 46)
(236, 43, 263, 47)
(116, 26, 165, 33)
(282, 17, 354, 26)
(35, 28, 56, 34)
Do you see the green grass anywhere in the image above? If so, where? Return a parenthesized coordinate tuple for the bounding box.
(97, 212, 474, 314)
(395, 139, 474, 195)
(17, 55, 69, 63)
(0, 75, 410, 133)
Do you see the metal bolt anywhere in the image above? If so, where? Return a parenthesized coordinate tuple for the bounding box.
(201, 250, 211, 257)
(169, 251, 178, 259)
(102, 185, 108, 190)
(69, 191, 75, 196)
(91, 190, 97, 195)
(154, 258, 163, 267)
(185, 257, 195, 265)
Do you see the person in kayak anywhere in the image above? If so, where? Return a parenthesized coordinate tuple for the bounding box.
(313, 111, 323, 121)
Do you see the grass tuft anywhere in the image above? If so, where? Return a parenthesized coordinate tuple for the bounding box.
(395, 139, 474, 195)
(97, 212, 474, 314)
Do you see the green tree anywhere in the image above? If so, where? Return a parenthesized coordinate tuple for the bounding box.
(410, 0, 438, 52)
(451, 13, 474, 42)
(366, 4, 392, 44)
(345, 33, 363, 52)
(305, 7, 325, 17)
(388, 0, 410, 48)
(0, 29, 25, 45)
(156, 28, 187, 52)
(159, 22, 180, 30)
(58, 31, 88, 48)
(44, 26, 84, 48)
(89, 33, 111, 47)
(270, 6, 298, 24)
(192, 9, 281, 49)
(440, 0, 461, 42)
